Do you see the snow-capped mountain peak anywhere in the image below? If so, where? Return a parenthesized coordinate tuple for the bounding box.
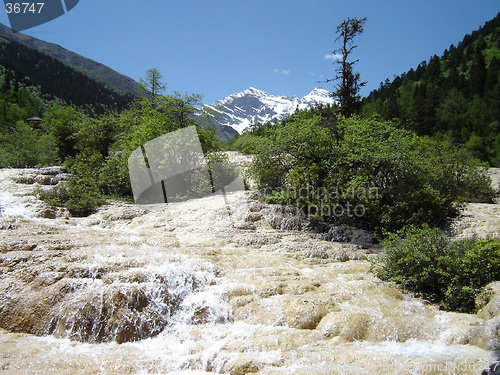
(242, 87, 268, 97)
(204, 87, 335, 134)
(303, 87, 334, 103)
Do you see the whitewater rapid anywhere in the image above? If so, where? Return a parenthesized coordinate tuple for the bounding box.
(0, 167, 498, 374)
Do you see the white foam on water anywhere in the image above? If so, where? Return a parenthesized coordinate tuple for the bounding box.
(0, 168, 498, 374)
(357, 339, 479, 357)
(0, 191, 33, 218)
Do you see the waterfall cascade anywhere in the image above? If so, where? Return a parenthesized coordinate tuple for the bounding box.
(0, 167, 499, 374)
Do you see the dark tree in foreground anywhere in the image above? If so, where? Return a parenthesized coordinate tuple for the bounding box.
(328, 17, 367, 117)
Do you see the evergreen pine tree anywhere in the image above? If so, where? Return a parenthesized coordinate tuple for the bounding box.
(327, 17, 367, 117)
(469, 45, 487, 96)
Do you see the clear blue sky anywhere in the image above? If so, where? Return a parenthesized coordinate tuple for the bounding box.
(1, 0, 499, 104)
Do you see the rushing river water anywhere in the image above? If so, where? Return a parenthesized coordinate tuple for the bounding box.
(0, 167, 499, 374)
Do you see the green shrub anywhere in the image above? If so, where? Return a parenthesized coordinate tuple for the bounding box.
(64, 181, 104, 217)
(63, 148, 105, 217)
(375, 226, 500, 312)
(261, 188, 296, 205)
(0, 121, 59, 167)
(249, 110, 496, 234)
(98, 152, 133, 198)
(231, 134, 268, 154)
(35, 183, 70, 207)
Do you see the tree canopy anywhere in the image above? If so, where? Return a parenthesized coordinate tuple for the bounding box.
(236, 109, 495, 235)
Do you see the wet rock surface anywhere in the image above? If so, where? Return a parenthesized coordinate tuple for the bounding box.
(10, 166, 71, 186)
(0, 167, 499, 374)
(449, 168, 500, 240)
(477, 282, 500, 320)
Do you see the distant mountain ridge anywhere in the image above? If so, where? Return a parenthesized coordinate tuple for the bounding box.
(204, 87, 336, 133)
(0, 23, 138, 96)
(0, 36, 135, 112)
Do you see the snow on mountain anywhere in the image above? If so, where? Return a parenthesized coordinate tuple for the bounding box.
(203, 87, 335, 134)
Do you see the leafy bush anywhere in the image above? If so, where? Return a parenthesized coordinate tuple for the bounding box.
(63, 148, 105, 217)
(375, 226, 500, 312)
(230, 134, 268, 154)
(64, 181, 104, 217)
(98, 153, 133, 198)
(35, 183, 70, 207)
(37, 153, 105, 217)
(249, 110, 496, 234)
(0, 121, 58, 167)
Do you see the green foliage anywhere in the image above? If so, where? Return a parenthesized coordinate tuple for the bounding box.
(362, 13, 500, 166)
(0, 63, 227, 215)
(63, 149, 105, 217)
(0, 68, 45, 126)
(0, 67, 59, 167)
(375, 226, 500, 312)
(100, 89, 220, 201)
(36, 148, 106, 217)
(0, 121, 58, 167)
(73, 112, 121, 157)
(35, 183, 69, 207)
(98, 153, 132, 198)
(249, 111, 334, 189)
(249, 110, 496, 234)
(118, 93, 207, 153)
(229, 134, 262, 154)
(196, 125, 221, 154)
(0, 37, 134, 112)
(229, 121, 280, 154)
(138, 68, 166, 106)
(44, 105, 85, 160)
(161, 92, 204, 129)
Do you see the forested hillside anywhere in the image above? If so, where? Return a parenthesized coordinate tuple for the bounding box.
(0, 38, 135, 114)
(0, 23, 139, 97)
(362, 12, 500, 166)
(0, 29, 139, 168)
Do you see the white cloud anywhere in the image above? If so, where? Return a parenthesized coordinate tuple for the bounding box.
(307, 71, 326, 80)
(324, 53, 342, 61)
(274, 68, 291, 76)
